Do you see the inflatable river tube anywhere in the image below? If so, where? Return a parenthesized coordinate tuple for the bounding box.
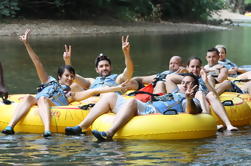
(214, 92, 251, 126)
(220, 91, 251, 108)
(0, 94, 90, 134)
(91, 113, 217, 140)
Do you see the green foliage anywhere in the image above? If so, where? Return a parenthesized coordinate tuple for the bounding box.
(245, 0, 251, 4)
(0, 0, 224, 22)
(152, 0, 224, 21)
(0, 0, 19, 18)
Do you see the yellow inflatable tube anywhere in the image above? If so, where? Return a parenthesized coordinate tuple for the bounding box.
(0, 94, 90, 134)
(91, 113, 216, 140)
(215, 92, 251, 126)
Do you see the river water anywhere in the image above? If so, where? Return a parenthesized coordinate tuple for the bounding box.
(0, 26, 251, 165)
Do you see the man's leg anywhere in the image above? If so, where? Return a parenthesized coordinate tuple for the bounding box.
(106, 98, 138, 138)
(215, 80, 232, 95)
(195, 91, 210, 114)
(153, 81, 166, 94)
(65, 93, 118, 135)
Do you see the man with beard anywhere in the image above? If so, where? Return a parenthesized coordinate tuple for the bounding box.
(64, 36, 133, 91)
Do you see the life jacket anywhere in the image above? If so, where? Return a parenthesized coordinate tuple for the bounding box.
(218, 59, 238, 70)
(153, 70, 173, 85)
(151, 92, 185, 114)
(128, 70, 173, 102)
(36, 77, 70, 106)
(90, 74, 118, 89)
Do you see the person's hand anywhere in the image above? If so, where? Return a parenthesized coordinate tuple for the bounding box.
(185, 84, 198, 99)
(122, 35, 130, 56)
(63, 44, 72, 65)
(118, 79, 131, 93)
(19, 29, 31, 44)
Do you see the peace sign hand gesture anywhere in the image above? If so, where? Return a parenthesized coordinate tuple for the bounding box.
(19, 29, 31, 44)
(63, 44, 72, 65)
(185, 84, 198, 99)
(122, 35, 130, 56)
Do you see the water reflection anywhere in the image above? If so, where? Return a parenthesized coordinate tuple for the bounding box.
(0, 127, 251, 165)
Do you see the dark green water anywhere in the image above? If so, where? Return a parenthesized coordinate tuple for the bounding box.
(1, 26, 251, 165)
(1, 26, 251, 94)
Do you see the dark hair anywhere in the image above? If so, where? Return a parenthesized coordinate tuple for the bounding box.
(95, 53, 111, 67)
(207, 48, 219, 55)
(180, 73, 199, 86)
(57, 65, 75, 80)
(187, 57, 202, 66)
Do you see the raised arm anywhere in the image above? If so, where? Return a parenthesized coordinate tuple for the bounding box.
(19, 29, 49, 84)
(63, 44, 93, 89)
(116, 35, 134, 84)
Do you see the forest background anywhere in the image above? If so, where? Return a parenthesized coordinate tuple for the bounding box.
(1, 0, 250, 22)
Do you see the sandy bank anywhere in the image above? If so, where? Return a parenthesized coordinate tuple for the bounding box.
(211, 10, 251, 22)
(0, 20, 228, 36)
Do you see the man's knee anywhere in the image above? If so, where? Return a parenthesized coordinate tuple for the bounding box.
(101, 92, 117, 99)
(206, 92, 218, 100)
(23, 95, 36, 103)
(37, 96, 50, 104)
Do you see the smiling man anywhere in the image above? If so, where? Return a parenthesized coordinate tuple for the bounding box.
(204, 48, 228, 88)
(64, 36, 133, 91)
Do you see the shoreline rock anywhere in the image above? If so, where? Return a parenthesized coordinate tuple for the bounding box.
(0, 19, 228, 36)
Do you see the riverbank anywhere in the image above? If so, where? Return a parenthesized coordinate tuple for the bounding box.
(1, 9, 251, 36)
(0, 19, 228, 36)
(211, 9, 251, 23)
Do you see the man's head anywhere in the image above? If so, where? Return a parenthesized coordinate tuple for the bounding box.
(169, 56, 182, 72)
(95, 53, 112, 77)
(206, 48, 219, 67)
(179, 73, 199, 93)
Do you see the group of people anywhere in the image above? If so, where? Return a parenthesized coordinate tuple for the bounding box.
(2, 29, 251, 140)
